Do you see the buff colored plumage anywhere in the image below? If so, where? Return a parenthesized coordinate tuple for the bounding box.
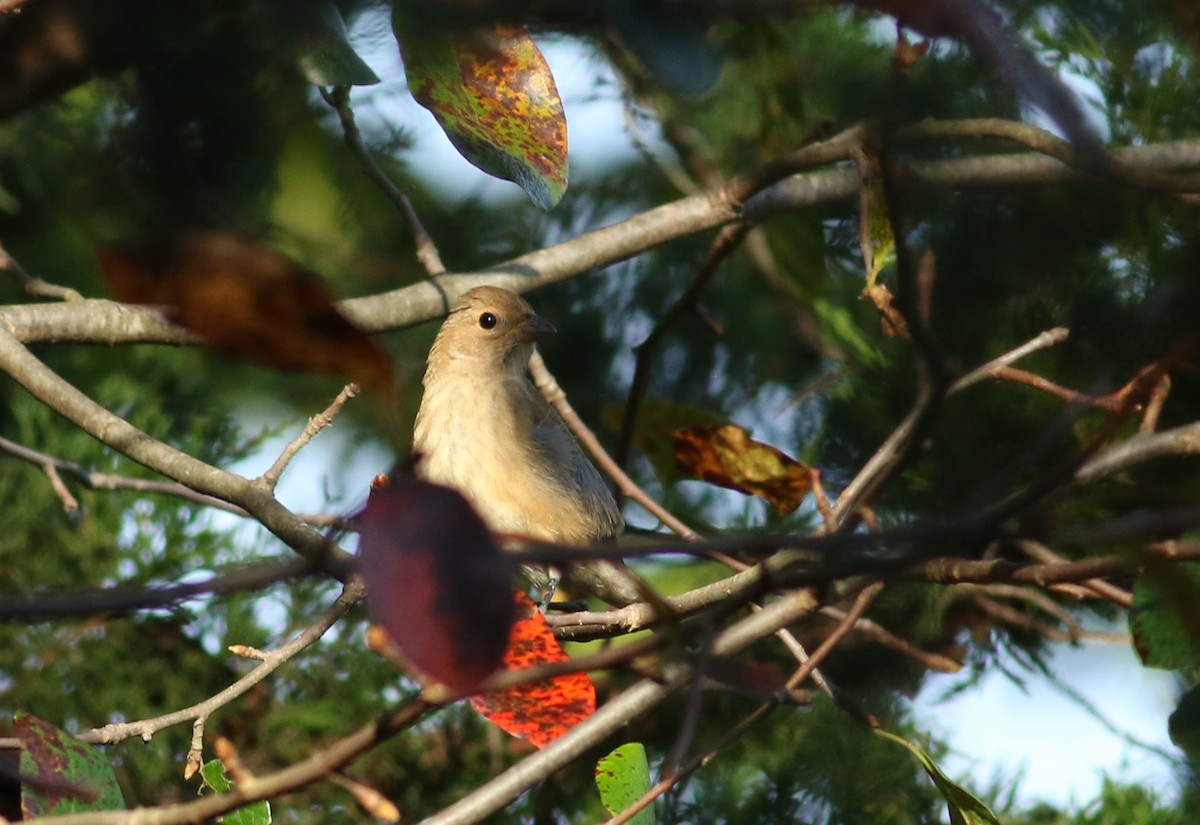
(413, 286, 637, 605)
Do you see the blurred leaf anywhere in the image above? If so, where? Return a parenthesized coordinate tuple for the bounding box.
(604, 0, 720, 94)
(1129, 562, 1200, 671)
(673, 423, 814, 514)
(198, 760, 272, 825)
(97, 231, 394, 392)
(469, 591, 596, 748)
(875, 729, 1000, 825)
(603, 400, 724, 484)
(393, 14, 567, 208)
(267, 0, 380, 86)
(595, 742, 653, 825)
(358, 477, 516, 692)
(858, 149, 895, 289)
(1168, 684, 1200, 771)
(16, 713, 125, 817)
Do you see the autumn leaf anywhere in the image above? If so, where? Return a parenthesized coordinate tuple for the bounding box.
(16, 713, 125, 817)
(98, 230, 393, 392)
(469, 590, 596, 748)
(357, 476, 516, 692)
(673, 423, 814, 514)
(393, 13, 568, 209)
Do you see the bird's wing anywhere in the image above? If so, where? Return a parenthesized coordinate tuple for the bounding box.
(525, 387, 624, 541)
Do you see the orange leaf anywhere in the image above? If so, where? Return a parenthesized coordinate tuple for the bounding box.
(358, 477, 516, 692)
(673, 423, 814, 515)
(469, 591, 596, 748)
(97, 231, 393, 392)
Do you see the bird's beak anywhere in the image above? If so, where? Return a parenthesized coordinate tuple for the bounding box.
(518, 313, 557, 342)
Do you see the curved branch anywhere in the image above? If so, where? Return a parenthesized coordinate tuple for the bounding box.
(0, 329, 350, 569)
(3, 131, 1196, 347)
(81, 581, 363, 745)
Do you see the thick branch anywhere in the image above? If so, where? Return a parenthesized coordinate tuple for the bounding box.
(3, 133, 1197, 346)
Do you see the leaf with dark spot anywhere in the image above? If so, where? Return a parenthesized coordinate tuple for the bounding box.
(393, 14, 568, 209)
(16, 713, 125, 817)
(469, 591, 596, 747)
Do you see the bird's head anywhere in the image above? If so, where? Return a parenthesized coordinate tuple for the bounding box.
(427, 286, 557, 375)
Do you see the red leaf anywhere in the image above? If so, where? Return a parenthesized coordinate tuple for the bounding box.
(469, 591, 596, 748)
(357, 477, 516, 692)
(97, 231, 393, 392)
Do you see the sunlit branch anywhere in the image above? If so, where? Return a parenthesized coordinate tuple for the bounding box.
(0, 329, 352, 571)
(0, 241, 83, 301)
(258, 383, 359, 492)
(79, 581, 363, 747)
(526, 350, 700, 541)
(602, 582, 884, 825)
(11, 123, 1194, 349)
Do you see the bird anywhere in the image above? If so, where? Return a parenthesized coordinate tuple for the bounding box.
(412, 285, 640, 606)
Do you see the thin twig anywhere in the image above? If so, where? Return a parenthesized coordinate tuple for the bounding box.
(0, 242, 84, 301)
(1140, 375, 1171, 433)
(602, 582, 885, 825)
(615, 222, 754, 471)
(319, 86, 446, 275)
(818, 606, 961, 673)
(0, 557, 325, 621)
(0, 435, 350, 528)
(81, 581, 362, 746)
(1017, 540, 1133, 607)
(990, 366, 1124, 410)
(833, 327, 1071, 523)
(258, 384, 359, 491)
(527, 350, 699, 540)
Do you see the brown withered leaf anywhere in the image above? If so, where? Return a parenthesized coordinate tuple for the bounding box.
(97, 231, 393, 392)
(673, 423, 814, 515)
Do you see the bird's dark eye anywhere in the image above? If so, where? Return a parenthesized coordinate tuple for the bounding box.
(479, 312, 498, 330)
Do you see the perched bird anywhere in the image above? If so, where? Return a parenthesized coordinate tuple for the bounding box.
(413, 286, 639, 606)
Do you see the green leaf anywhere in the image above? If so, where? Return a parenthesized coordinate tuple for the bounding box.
(1168, 683, 1200, 769)
(1129, 562, 1200, 671)
(595, 742, 654, 825)
(393, 14, 568, 209)
(271, 0, 380, 86)
(15, 712, 126, 817)
(199, 759, 273, 825)
(874, 729, 1000, 825)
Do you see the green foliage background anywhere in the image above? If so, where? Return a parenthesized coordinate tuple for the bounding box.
(2, 0, 1199, 822)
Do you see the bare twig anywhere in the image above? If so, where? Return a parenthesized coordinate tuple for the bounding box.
(0, 556, 323, 622)
(0, 433, 349, 528)
(258, 384, 358, 491)
(615, 221, 754, 471)
(527, 350, 699, 540)
(319, 86, 446, 275)
(80, 581, 362, 746)
(991, 366, 1124, 410)
(818, 606, 961, 673)
(4, 135, 1200, 347)
(1075, 421, 1200, 486)
(1017, 540, 1133, 607)
(1140, 375, 1171, 433)
(601, 582, 885, 825)
(0, 329, 352, 570)
(833, 327, 1071, 523)
(0, 242, 83, 301)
